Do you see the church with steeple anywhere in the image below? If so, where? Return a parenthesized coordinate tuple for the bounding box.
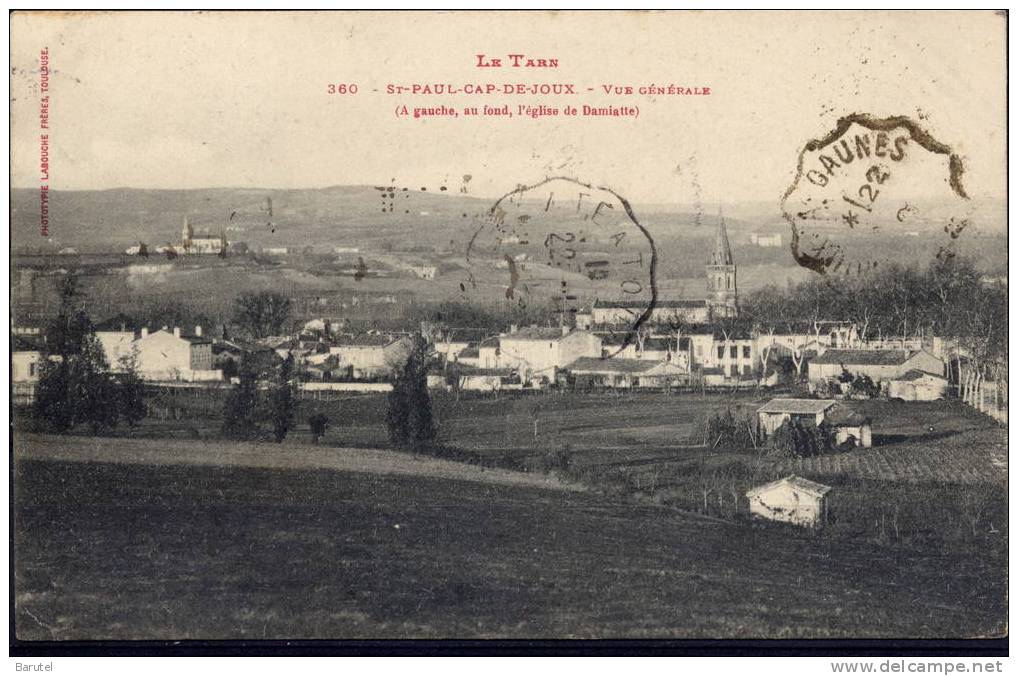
(175, 215, 228, 255)
(586, 215, 739, 327)
(705, 215, 738, 318)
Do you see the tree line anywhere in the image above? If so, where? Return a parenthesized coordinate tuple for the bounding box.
(740, 254, 1006, 363)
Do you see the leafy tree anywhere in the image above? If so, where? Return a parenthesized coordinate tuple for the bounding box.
(220, 357, 239, 381)
(34, 276, 138, 433)
(742, 254, 1004, 354)
(43, 276, 92, 358)
(269, 354, 297, 443)
(704, 407, 758, 450)
(309, 413, 330, 444)
(766, 419, 835, 458)
(233, 291, 292, 339)
(850, 374, 880, 399)
(812, 378, 837, 398)
(386, 334, 436, 453)
(222, 357, 261, 440)
(73, 335, 120, 433)
(34, 360, 74, 432)
(115, 351, 147, 427)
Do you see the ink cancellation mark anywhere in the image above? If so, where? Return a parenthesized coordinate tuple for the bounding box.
(781, 113, 972, 275)
(460, 176, 657, 354)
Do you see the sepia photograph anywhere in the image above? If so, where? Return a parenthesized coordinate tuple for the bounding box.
(8, 9, 1009, 655)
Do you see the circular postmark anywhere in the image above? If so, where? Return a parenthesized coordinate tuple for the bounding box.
(459, 176, 657, 352)
(781, 113, 973, 275)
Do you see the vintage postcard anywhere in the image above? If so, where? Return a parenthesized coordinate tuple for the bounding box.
(9, 10, 1008, 646)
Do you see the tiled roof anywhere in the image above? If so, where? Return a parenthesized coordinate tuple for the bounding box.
(746, 475, 833, 498)
(94, 313, 140, 332)
(594, 299, 706, 309)
(810, 349, 916, 366)
(212, 339, 273, 355)
(502, 327, 570, 341)
(140, 328, 211, 344)
(331, 334, 394, 347)
(435, 327, 492, 342)
(454, 366, 516, 377)
(757, 398, 837, 415)
(642, 337, 676, 351)
(13, 334, 44, 352)
(827, 405, 871, 426)
(599, 335, 680, 351)
(894, 369, 947, 382)
(565, 357, 660, 374)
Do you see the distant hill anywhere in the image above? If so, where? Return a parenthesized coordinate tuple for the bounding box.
(11, 186, 748, 254)
(11, 187, 1005, 280)
(12, 186, 495, 253)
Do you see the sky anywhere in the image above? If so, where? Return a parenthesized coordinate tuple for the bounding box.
(10, 10, 1007, 206)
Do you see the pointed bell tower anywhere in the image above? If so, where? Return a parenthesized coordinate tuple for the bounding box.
(706, 210, 738, 318)
(182, 215, 193, 247)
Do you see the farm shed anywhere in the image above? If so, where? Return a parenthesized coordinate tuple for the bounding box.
(886, 370, 949, 401)
(566, 357, 687, 388)
(757, 398, 837, 438)
(826, 405, 872, 448)
(807, 348, 944, 391)
(454, 368, 521, 392)
(746, 475, 832, 527)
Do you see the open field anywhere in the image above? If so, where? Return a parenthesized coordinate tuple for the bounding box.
(296, 393, 1008, 547)
(16, 392, 1005, 552)
(779, 428, 1006, 484)
(13, 435, 1007, 640)
(74, 391, 1007, 486)
(133, 389, 770, 453)
(15, 433, 580, 494)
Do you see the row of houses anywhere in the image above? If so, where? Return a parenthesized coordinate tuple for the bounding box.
(14, 318, 235, 403)
(264, 317, 953, 396)
(10, 308, 954, 403)
(440, 325, 754, 384)
(431, 322, 950, 396)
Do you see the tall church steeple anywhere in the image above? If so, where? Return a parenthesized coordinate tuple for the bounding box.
(706, 211, 738, 317)
(182, 215, 193, 245)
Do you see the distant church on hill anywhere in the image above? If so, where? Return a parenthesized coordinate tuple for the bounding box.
(179, 215, 227, 255)
(587, 216, 738, 327)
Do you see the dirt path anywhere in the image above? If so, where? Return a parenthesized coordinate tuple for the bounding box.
(14, 433, 584, 493)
